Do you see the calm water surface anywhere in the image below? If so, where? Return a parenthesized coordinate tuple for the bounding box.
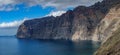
(0, 36, 100, 55)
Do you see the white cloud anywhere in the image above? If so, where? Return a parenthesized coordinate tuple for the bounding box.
(0, 5, 19, 11)
(0, 0, 16, 11)
(0, 0, 103, 11)
(0, 18, 28, 36)
(46, 11, 66, 17)
(0, 0, 14, 5)
(0, 19, 27, 28)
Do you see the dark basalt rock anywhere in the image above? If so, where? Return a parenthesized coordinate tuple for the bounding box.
(17, 0, 120, 42)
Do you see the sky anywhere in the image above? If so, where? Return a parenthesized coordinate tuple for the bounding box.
(0, 0, 103, 36)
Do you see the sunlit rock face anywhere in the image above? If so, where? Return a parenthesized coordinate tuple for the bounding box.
(17, 0, 120, 42)
(93, 6, 120, 42)
(94, 25, 120, 55)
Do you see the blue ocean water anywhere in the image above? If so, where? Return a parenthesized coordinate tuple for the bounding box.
(0, 36, 100, 55)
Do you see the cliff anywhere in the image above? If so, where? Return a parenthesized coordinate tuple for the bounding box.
(94, 27, 120, 55)
(17, 0, 120, 42)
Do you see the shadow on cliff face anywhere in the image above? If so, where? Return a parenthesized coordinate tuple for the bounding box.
(17, 0, 120, 41)
(70, 0, 120, 40)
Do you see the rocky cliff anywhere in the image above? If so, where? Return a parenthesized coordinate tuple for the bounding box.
(17, 0, 120, 42)
(94, 27, 120, 55)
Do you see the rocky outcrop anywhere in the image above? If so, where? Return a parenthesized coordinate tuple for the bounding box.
(94, 27, 120, 55)
(93, 0, 120, 42)
(17, 0, 120, 42)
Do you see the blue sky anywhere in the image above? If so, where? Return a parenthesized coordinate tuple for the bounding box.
(0, 0, 103, 36)
(0, 5, 55, 23)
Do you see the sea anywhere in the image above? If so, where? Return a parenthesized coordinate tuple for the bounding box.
(0, 36, 100, 55)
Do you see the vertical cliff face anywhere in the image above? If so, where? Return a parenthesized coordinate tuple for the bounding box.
(17, 16, 56, 39)
(94, 0, 120, 54)
(93, 1, 120, 42)
(17, 0, 120, 42)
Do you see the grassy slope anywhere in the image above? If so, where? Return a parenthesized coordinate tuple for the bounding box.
(95, 27, 120, 55)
